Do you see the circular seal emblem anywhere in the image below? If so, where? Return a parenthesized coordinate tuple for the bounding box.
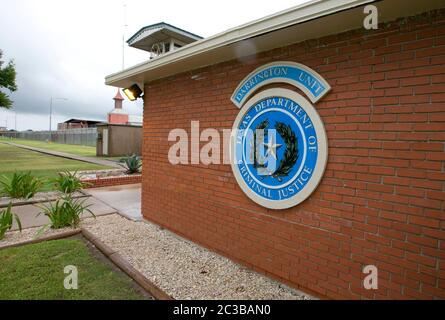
(230, 88, 328, 210)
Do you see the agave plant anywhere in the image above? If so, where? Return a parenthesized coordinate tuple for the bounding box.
(0, 171, 43, 199)
(53, 171, 89, 194)
(0, 203, 22, 240)
(119, 154, 142, 174)
(38, 196, 94, 229)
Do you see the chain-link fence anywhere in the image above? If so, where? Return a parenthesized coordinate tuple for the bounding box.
(0, 128, 98, 147)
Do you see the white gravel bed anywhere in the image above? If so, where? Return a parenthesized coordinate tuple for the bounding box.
(0, 225, 79, 249)
(82, 214, 313, 300)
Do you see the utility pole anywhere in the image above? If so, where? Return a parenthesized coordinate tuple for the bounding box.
(49, 97, 68, 140)
(122, 3, 128, 70)
(49, 97, 53, 132)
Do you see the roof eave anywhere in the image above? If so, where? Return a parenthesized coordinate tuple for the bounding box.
(107, 0, 375, 87)
(106, 0, 444, 88)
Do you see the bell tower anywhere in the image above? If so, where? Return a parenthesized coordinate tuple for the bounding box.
(108, 89, 129, 124)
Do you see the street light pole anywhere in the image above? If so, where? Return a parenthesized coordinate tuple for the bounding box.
(122, 3, 128, 70)
(49, 97, 53, 132)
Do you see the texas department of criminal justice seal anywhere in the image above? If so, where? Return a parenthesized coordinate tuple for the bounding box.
(230, 88, 328, 210)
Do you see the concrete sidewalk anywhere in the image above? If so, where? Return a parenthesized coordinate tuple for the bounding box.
(84, 184, 142, 221)
(11, 196, 117, 230)
(4, 142, 121, 168)
(9, 184, 142, 230)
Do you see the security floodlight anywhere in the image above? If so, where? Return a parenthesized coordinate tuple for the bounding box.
(123, 84, 143, 101)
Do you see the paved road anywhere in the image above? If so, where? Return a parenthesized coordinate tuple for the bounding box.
(4, 142, 121, 168)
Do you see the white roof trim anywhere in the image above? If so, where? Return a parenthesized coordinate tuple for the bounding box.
(106, 0, 375, 86)
(128, 23, 202, 47)
(129, 27, 163, 45)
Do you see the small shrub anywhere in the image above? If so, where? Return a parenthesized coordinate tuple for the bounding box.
(38, 196, 93, 229)
(53, 171, 88, 194)
(119, 154, 142, 174)
(0, 172, 43, 199)
(0, 203, 22, 240)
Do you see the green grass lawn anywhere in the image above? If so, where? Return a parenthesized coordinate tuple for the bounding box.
(0, 143, 111, 191)
(0, 137, 123, 161)
(0, 238, 150, 300)
(0, 137, 97, 157)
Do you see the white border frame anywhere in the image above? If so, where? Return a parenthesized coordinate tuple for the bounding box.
(230, 88, 328, 210)
(231, 61, 332, 108)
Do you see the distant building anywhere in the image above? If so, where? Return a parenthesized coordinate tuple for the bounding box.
(128, 114, 143, 126)
(96, 89, 142, 156)
(57, 119, 103, 131)
(107, 89, 128, 125)
(0, 126, 7, 132)
(108, 89, 142, 125)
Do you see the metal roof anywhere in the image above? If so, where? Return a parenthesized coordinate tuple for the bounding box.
(127, 22, 203, 52)
(113, 89, 124, 101)
(63, 119, 104, 124)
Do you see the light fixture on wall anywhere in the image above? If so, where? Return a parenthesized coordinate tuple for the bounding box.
(123, 84, 143, 101)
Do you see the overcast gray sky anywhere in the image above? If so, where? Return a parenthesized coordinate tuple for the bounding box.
(0, 0, 308, 131)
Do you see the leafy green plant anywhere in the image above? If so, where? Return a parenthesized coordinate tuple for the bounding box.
(0, 171, 43, 199)
(119, 154, 142, 174)
(0, 203, 22, 240)
(38, 196, 93, 229)
(53, 171, 89, 194)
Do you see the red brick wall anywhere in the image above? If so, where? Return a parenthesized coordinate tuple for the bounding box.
(142, 9, 445, 299)
(83, 175, 141, 189)
(108, 113, 129, 125)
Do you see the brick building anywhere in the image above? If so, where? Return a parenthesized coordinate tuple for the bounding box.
(107, 89, 142, 125)
(57, 118, 102, 131)
(106, 0, 445, 299)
